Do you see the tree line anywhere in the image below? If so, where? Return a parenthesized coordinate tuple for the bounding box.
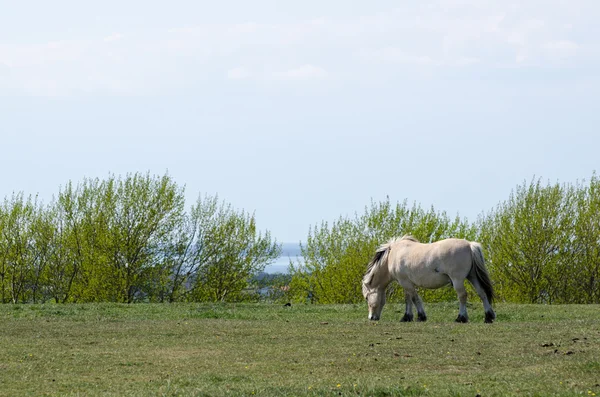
(0, 172, 280, 303)
(289, 173, 600, 304)
(1, 171, 599, 304)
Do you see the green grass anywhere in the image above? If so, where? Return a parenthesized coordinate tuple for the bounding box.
(1, 302, 599, 396)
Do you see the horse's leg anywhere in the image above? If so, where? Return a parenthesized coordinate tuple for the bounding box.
(401, 289, 414, 322)
(468, 274, 496, 323)
(412, 293, 427, 322)
(452, 279, 469, 323)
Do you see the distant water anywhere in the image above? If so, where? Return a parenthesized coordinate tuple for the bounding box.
(264, 255, 304, 274)
(264, 243, 303, 274)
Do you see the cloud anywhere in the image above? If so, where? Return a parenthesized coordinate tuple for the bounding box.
(0, 36, 172, 96)
(275, 64, 327, 80)
(1, 1, 598, 96)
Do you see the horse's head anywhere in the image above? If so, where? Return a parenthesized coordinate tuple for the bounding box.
(363, 241, 394, 321)
(363, 281, 386, 321)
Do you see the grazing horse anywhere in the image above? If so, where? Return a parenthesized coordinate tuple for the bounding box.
(362, 235, 496, 323)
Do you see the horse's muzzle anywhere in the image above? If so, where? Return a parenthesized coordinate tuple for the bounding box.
(368, 314, 379, 321)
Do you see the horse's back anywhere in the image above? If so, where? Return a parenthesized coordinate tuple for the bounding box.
(432, 238, 473, 256)
(391, 238, 474, 285)
(406, 238, 472, 262)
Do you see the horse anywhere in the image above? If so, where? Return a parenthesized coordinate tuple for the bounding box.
(361, 235, 496, 323)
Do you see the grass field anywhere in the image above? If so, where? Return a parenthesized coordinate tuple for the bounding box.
(0, 302, 599, 396)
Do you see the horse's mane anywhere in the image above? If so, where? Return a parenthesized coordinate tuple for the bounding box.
(363, 241, 391, 280)
(363, 235, 419, 295)
(364, 235, 419, 274)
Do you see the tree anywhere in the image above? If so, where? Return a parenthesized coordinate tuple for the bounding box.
(47, 172, 186, 303)
(0, 173, 281, 304)
(176, 195, 281, 302)
(0, 193, 50, 303)
(570, 172, 600, 303)
(44, 180, 96, 303)
(104, 172, 186, 303)
(479, 178, 576, 303)
(50, 177, 116, 303)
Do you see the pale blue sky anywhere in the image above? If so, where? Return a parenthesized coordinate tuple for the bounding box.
(1, 0, 599, 245)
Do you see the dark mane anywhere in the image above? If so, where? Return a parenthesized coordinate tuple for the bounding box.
(364, 247, 387, 278)
(363, 235, 419, 285)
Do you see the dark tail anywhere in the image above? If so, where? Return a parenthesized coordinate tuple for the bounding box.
(469, 242, 495, 305)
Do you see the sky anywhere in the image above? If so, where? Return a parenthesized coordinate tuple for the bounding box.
(1, 0, 599, 251)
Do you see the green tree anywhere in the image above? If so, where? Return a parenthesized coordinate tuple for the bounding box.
(0, 193, 50, 303)
(49, 172, 185, 303)
(479, 178, 576, 303)
(104, 172, 185, 303)
(182, 195, 281, 302)
(570, 172, 600, 303)
(51, 178, 114, 303)
(0, 173, 278, 304)
(44, 189, 81, 303)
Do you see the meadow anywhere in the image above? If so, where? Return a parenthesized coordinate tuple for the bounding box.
(0, 303, 599, 396)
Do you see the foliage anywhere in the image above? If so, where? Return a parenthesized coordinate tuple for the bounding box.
(479, 174, 600, 303)
(172, 194, 282, 302)
(250, 272, 293, 302)
(2, 170, 600, 304)
(0, 193, 50, 303)
(252, 272, 292, 290)
(290, 172, 600, 305)
(478, 178, 574, 303)
(570, 173, 600, 303)
(0, 173, 280, 303)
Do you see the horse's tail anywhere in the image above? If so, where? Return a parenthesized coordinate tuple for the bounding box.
(362, 240, 392, 297)
(469, 242, 495, 305)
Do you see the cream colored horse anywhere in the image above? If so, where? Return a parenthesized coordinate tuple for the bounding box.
(362, 235, 496, 323)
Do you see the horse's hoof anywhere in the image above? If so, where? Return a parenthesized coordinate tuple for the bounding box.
(455, 315, 468, 323)
(417, 313, 427, 322)
(400, 314, 414, 322)
(485, 311, 496, 323)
